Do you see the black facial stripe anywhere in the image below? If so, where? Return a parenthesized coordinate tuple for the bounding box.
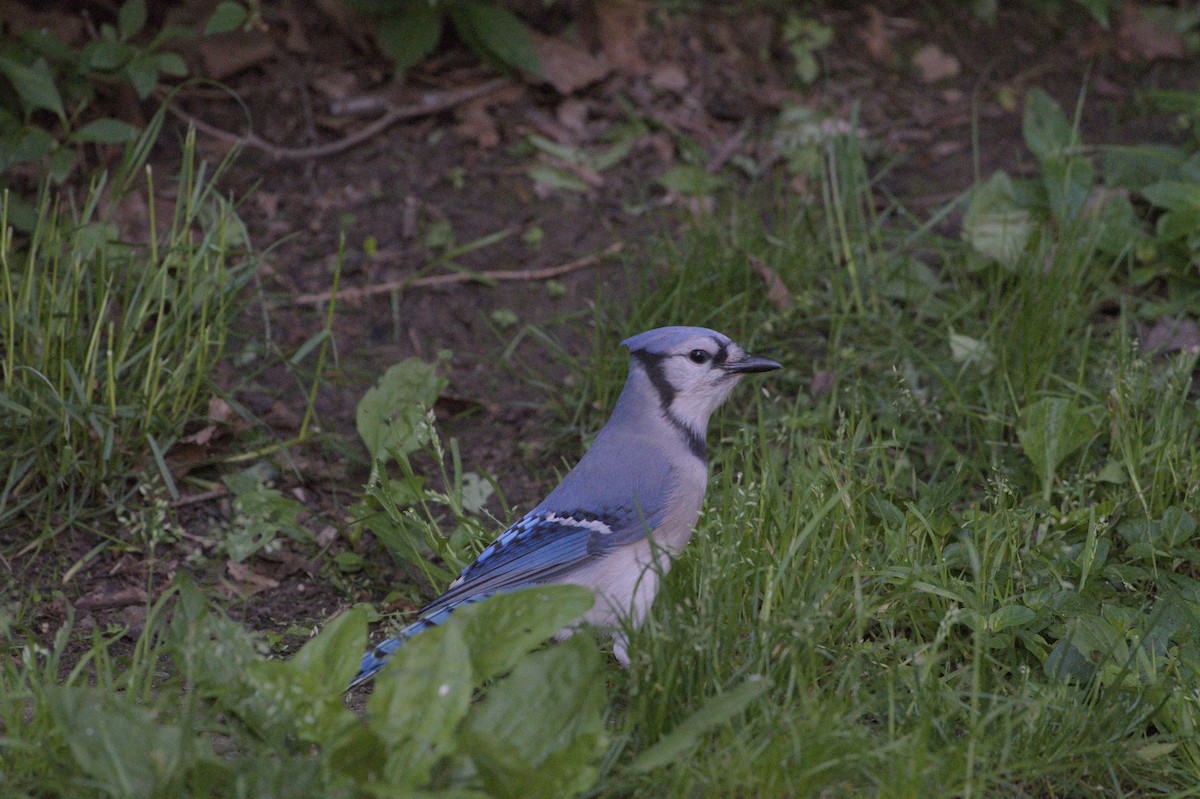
(712, 341, 728, 366)
(633, 350, 707, 461)
(665, 411, 706, 461)
(633, 350, 674, 409)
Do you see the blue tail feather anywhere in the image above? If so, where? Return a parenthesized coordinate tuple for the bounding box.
(347, 595, 490, 690)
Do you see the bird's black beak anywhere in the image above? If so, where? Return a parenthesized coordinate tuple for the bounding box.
(724, 353, 782, 374)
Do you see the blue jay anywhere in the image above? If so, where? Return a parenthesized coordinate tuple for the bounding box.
(350, 326, 780, 688)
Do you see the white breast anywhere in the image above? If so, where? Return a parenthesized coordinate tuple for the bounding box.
(553, 456, 708, 663)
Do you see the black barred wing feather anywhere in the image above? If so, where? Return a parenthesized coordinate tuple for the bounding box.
(419, 509, 635, 617)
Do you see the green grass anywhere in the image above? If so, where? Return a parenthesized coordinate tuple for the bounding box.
(582, 140, 1200, 794)
(4, 96, 1200, 797)
(0, 117, 255, 539)
(583, 137, 1200, 796)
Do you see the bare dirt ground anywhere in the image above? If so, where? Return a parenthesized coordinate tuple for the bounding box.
(9, 0, 1197, 655)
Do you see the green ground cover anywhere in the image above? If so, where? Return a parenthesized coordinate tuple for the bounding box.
(3, 86, 1200, 797)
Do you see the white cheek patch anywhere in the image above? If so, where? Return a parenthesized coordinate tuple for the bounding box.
(669, 375, 739, 429)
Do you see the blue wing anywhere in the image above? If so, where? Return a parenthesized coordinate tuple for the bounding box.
(420, 507, 643, 615)
(351, 425, 679, 688)
(350, 507, 651, 688)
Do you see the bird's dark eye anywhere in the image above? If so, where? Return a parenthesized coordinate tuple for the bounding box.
(688, 349, 711, 364)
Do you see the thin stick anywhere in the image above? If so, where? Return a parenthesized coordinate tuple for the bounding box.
(171, 488, 227, 508)
(167, 78, 512, 161)
(288, 242, 624, 307)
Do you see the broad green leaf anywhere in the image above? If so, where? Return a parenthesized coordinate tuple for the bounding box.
(154, 51, 189, 77)
(459, 471, 494, 514)
(461, 635, 605, 799)
(1091, 191, 1145, 256)
(628, 676, 772, 773)
(291, 606, 367, 690)
(0, 125, 54, 170)
(377, 4, 444, 73)
(963, 171, 1032, 268)
(1016, 397, 1096, 494)
(370, 623, 473, 787)
(204, 1, 249, 35)
(1141, 180, 1200, 212)
(455, 585, 595, 683)
(0, 57, 65, 119)
(1103, 144, 1188, 190)
(528, 133, 586, 163)
(591, 139, 634, 172)
(229, 611, 368, 749)
(988, 604, 1036, 632)
(356, 358, 446, 461)
(656, 164, 728, 196)
(71, 118, 141, 144)
(123, 53, 160, 98)
(1044, 613, 1119, 682)
(1162, 507, 1198, 548)
(451, 1, 543, 77)
(47, 147, 76, 183)
(16, 27, 78, 62)
(1042, 155, 1094, 223)
(1103, 561, 1151, 586)
(82, 39, 134, 71)
(1023, 87, 1073, 161)
(948, 330, 994, 373)
(118, 0, 147, 41)
(1122, 509, 1200, 554)
(1157, 206, 1200, 241)
(1134, 741, 1180, 762)
(46, 686, 189, 799)
(528, 165, 591, 193)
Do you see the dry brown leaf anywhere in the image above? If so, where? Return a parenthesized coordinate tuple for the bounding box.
(227, 560, 281, 594)
(861, 6, 894, 64)
(811, 370, 836, 398)
(254, 191, 280, 218)
(929, 140, 966, 160)
(533, 33, 613, 94)
(749, 254, 795, 311)
(582, 0, 650, 74)
(317, 525, 338, 547)
(188, 31, 278, 80)
(311, 69, 359, 102)
(119, 605, 148, 638)
(650, 64, 689, 94)
(186, 425, 218, 446)
(208, 396, 237, 424)
(265, 400, 303, 430)
(455, 99, 500, 148)
(556, 99, 591, 135)
(913, 44, 960, 83)
(165, 441, 209, 479)
(1117, 1, 1185, 61)
(1138, 317, 1200, 356)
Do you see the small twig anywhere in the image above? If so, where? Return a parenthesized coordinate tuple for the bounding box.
(75, 586, 147, 612)
(707, 127, 748, 173)
(171, 488, 227, 508)
(166, 78, 512, 161)
(288, 242, 624, 307)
